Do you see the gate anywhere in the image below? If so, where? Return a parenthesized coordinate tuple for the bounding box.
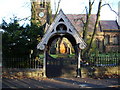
(46, 54, 77, 78)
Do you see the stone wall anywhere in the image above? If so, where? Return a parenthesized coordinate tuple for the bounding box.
(2, 68, 44, 79)
(81, 66, 120, 78)
(60, 66, 120, 78)
(2, 66, 120, 78)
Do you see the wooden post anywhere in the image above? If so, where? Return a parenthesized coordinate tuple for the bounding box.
(43, 44, 47, 77)
(77, 47, 81, 78)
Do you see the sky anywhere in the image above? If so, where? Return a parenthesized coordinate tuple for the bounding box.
(0, 0, 119, 26)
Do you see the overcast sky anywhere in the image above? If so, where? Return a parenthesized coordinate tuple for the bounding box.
(0, 0, 119, 25)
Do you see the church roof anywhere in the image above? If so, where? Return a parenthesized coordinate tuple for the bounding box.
(66, 14, 97, 32)
(99, 20, 120, 32)
(52, 14, 119, 32)
(52, 14, 97, 33)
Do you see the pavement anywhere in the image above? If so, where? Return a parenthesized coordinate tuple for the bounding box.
(1, 77, 120, 90)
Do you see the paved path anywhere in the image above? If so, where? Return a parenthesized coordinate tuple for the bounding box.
(1, 77, 120, 89)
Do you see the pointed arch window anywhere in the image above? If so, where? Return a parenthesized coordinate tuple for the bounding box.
(96, 39, 100, 48)
(112, 35, 119, 45)
(40, 0, 45, 8)
(104, 35, 110, 45)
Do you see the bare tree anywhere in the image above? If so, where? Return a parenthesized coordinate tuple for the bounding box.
(81, 0, 119, 57)
(85, 0, 102, 55)
(82, 0, 95, 41)
(101, 3, 119, 16)
(53, 0, 61, 20)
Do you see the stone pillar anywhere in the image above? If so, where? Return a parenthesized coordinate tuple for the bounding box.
(43, 45, 47, 77)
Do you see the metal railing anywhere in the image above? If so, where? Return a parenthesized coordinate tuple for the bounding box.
(2, 54, 120, 68)
(2, 58, 43, 68)
(84, 54, 120, 67)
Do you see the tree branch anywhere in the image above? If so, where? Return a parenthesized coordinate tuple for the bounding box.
(86, 0, 102, 55)
(85, 6, 88, 15)
(91, 0, 95, 5)
(101, 3, 119, 16)
(18, 16, 31, 21)
(82, 0, 93, 41)
(53, 0, 61, 20)
(74, 18, 85, 26)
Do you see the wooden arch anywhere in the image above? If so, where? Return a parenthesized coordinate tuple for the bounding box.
(37, 9, 87, 77)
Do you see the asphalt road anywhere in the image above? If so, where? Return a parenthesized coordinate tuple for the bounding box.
(1, 77, 120, 89)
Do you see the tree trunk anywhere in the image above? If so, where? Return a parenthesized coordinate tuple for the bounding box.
(84, 0, 102, 56)
(83, 0, 93, 41)
(46, 2, 52, 24)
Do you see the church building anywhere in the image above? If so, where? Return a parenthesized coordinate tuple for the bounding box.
(31, 0, 120, 53)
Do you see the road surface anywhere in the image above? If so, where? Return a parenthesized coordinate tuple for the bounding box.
(1, 77, 120, 89)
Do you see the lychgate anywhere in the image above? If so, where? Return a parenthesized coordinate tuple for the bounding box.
(37, 9, 87, 77)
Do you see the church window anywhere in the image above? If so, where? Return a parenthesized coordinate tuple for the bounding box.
(112, 36, 119, 45)
(40, 0, 45, 8)
(104, 35, 110, 45)
(96, 39, 100, 48)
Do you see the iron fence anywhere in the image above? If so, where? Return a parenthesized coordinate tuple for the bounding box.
(2, 58, 43, 68)
(2, 54, 120, 68)
(85, 55, 120, 67)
